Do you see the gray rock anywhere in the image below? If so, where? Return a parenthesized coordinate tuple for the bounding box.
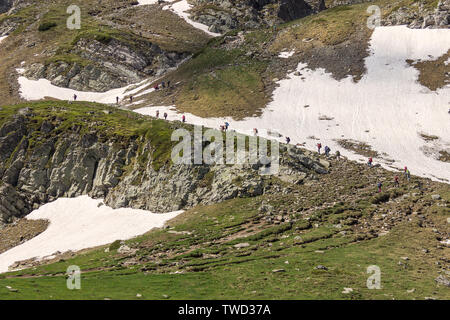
(315, 265, 328, 270)
(435, 275, 450, 287)
(234, 242, 250, 248)
(0, 114, 326, 223)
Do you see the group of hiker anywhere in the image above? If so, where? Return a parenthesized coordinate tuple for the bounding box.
(113, 80, 172, 105)
(154, 110, 169, 120)
(220, 122, 230, 131)
(154, 80, 171, 91)
(314, 141, 413, 194)
(93, 99, 415, 195)
(376, 165, 411, 193)
(316, 142, 333, 157)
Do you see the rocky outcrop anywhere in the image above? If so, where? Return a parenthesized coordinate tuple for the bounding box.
(24, 38, 188, 92)
(189, 0, 325, 33)
(0, 0, 28, 35)
(329, 0, 449, 29)
(0, 0, 31, 15)
(330, 0, 373, 7)
(0, 0, 14, 14)
(384, 0, 449, 28)
(0, 108, 327, 223)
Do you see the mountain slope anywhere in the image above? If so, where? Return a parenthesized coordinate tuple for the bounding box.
(0, 103, 448, 299)
(0, 0, 448, 301)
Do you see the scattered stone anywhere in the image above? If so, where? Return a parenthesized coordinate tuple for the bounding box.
(431, 194, 441, 200)
(315, 265, 328, 271)
(234, 242, 250, 249)
(342, 287, 353, 294)
(435, 275, 450, 287)
(167, 230, 192, 235)
(162, 294, 170, 299)
(136, 293, 142, 298)
(117, 245, 137, 255)
(272, 269, 285, 273)
(407, 288, 415, 293)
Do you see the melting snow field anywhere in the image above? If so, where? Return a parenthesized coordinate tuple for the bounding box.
(0, 196, 182, 273)
(0, 35, 7, 44)
(135, 26, 450, 182)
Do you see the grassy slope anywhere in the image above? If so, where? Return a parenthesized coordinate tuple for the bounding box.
(0, 103, 448, 299)
(0, 1, 448, 300)
(0, 190, 448, 300)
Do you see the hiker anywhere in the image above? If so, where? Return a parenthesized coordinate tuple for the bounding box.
(394, 175, 399, 187)
(167, 80, 171, 88)
(156, 110, 160, 118)
(220, 125, 225, 131)
(336, 150, 341, 160)
(317, 143, 322, 154)
(73, 94, 77, 101)
(368, 157, 373, 167)
(377, 182, 382, 193)
(130, 96, 133, 103)
(182, 115, 186, 123)
(164, 112, 168, 120)
(225, 122, 230, 130)
(406, 169, 411, 182)
(154, 84, 159, 90)
(116, 96, 119, 104)
(253, 128, 258, 136)
(286, 137, 291, 144)
(161, 81, 165, 88)
(324, 146, 331, 157)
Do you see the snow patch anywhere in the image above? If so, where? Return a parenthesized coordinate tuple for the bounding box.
(279, 50, 295, 58)
(0, 196, 182, 274)
(0, 35, 8, 45)
(17, 74, 150, 104)
(137, 0, 167, 5)
(163, 0, 221, 37)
